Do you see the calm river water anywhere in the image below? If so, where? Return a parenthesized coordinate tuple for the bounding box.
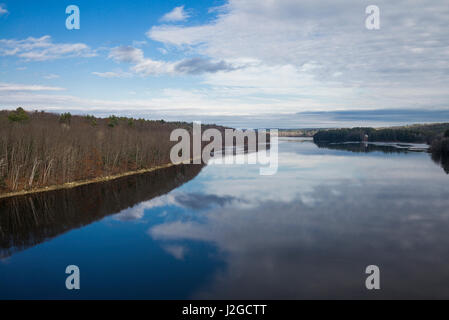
(1, 138, 449, 299)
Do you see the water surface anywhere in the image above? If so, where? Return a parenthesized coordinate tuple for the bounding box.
(1, 138, 449, 299)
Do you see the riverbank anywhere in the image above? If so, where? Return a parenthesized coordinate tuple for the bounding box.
(312, 123, 449, 144)
(311, 124, 449, 170)
(0, 109, 226, 195)
(0, 162, 181, 200)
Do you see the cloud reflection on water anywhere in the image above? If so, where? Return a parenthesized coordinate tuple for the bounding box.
(143, 139, 449, 298)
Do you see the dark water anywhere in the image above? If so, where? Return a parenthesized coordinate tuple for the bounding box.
(1, 138, 449, 299)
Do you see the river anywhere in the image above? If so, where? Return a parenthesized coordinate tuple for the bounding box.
(1, 137, 449, 299)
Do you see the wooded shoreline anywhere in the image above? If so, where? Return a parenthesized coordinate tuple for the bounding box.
(312, 123, 449, 157)
(0, 108, 225, 196)
(0, 161, 180, 200)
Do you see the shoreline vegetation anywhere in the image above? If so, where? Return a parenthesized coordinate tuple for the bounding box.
(2, 108, 448, 197)
(311, 123, 449, 172)
(0, 108, 225, 197)
(0, 162, 177, 200)
(278, 129, 318, 137)
(312, 123, 449, 145)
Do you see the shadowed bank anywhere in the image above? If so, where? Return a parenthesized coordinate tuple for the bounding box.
(0, 163, 204, 258)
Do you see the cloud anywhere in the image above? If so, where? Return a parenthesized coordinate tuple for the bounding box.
(108, 46, 144, 64)
(162, 245, 187, 260)
(0, 4, 8, 16)
(174, 192, 236, 209)
(108, 46, 240, 76)
(0, 82, 65, 92)
(92, 71, 132, 78)
(0, 88, 226, 116)
(108, 46, 174, 75)
(131, 56, 175, 75)
(175, 57, 238, 74)
(132, 40, 148, 47)
(158, 47, 168, 55)
(43, 74, 59, 80)
(2, 1, 449, 125)
(147, 144, 449, 298)
(146, 0, 449, 113)
(0, 35, 96, 61)
(2, 83, 448, 128)
(160, 5, 190, 22)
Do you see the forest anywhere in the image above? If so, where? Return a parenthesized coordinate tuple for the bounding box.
(0, 108, 223, 195)
(313, 123, 449, 144)
(312, 123, 449, 172)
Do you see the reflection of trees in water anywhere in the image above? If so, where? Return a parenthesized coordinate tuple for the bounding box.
(0, 164, 203, 258)
(431, 153, 449, 174)
(316, 142, 449, 175)
(314, 142, 409, 154)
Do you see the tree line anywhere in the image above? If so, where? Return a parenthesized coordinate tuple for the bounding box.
(313, 123, 449, 144)
(0, 108, 223, 194)
(312, 123, 449, 174)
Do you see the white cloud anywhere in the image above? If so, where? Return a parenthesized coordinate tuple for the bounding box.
(0, 4, 8, 16)
(108, 45, 239, 76)
(162, 245, 187, 260)
(92, 71, 132, 78)
(0, 35, 96, 61)
(108, 46, 144, 64)
(158, 47, 168, 55)
(43, 74, 59, 80)
(132, 40, 147, 47)
(160, 5, 190, 22)
(2, 1, 449, 123)
(108, 46, 175, 75)
(0, 82, 65, 92)
(146, 0, 449, 112)
(0, 84, 284, 116)
(131, 56, 175, 75)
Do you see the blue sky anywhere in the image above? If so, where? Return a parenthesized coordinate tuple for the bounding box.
(1, 0, 449, 128)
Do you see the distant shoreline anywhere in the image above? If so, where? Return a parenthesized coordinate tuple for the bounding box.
(312, 123, 449, 144)
(311, 123, 449, 161)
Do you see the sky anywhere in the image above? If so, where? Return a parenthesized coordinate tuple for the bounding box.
(0, 0, 448, 128)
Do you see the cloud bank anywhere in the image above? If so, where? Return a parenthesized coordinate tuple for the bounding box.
(1, 1, 449, 127)
(146, 0, 449, 112)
